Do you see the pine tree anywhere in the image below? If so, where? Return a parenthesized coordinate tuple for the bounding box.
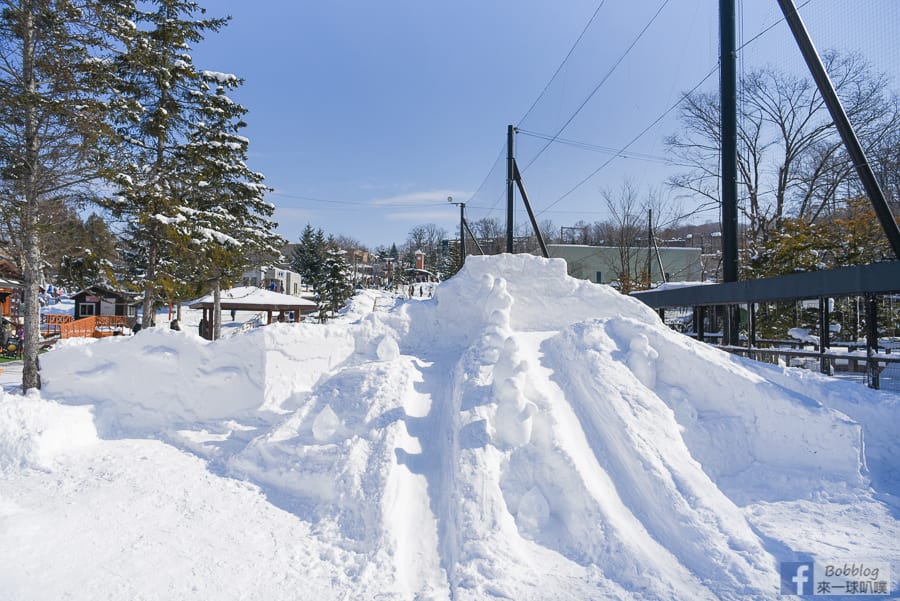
(318, 247, 351, 321)
(55, 213, 119, 291)
(104, 0, 230, 327)
(173, 65, 283, 339)
(0, 0, 130, 390)
(291, 224, 326, 292)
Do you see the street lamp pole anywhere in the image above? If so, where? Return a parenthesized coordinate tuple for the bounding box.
(448, 196, 466, 263)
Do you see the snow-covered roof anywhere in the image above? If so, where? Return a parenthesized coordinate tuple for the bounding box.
(188, 286, 317, 311)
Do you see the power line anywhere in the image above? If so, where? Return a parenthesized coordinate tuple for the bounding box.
(271, 191, 477, 212)
(519, 0, 672, 174)
(464, 143, 506, 204)
(535, 0, 819, 218)
(517, 128, 693, 167)
(538, 65, 720, 216)
(516, 0, 609, 127)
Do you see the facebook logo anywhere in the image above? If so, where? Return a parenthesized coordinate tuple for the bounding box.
(781, 562, 814, 595)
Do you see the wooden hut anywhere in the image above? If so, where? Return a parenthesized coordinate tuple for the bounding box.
(72, 285, 140, 320)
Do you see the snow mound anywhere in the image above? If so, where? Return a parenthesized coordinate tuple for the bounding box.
(29, 253, 899, 600)
(0, 392, 98, 471)
(42, 324, 356, 433)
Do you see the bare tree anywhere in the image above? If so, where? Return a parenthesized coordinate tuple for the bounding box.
(403, 223, 447, 273)
(598, 181, 648, 292)
(666, 52, 900, 255)
(467, 217, 505, 255)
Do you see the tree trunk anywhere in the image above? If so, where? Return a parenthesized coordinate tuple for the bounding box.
(142, 236, 157, 328)
(212, 280, 221, 340)
(21, 4, 41, 391)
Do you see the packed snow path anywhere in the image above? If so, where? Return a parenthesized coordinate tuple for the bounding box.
(2, 255, 898, 599)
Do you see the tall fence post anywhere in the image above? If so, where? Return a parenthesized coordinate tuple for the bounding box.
(866, 293, 880, 389)
(506, 125, 515, 254)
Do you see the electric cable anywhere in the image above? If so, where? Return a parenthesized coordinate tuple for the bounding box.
(516, 0, 609, 127)
(538, 65, 719, 216)
(519, 0, 672, 174)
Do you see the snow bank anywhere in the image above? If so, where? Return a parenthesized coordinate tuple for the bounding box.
(0, 392, 98, 472)
(42, 325, 355, 433)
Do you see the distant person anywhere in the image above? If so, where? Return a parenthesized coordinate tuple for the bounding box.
(132, 322, 142, 334)
(199, 317, 208, 339)
(170, 319, 181, 331)
(230, 308, 236, 321)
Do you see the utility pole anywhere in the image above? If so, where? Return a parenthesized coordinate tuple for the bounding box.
(448, 196, 466, 263)
(506, 124, 515, 253)
(720, 0, 738, 283)
(720, 0, 740, 345)
(647, 209, 653, 288)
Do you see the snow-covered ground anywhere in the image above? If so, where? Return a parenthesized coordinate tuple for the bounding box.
(1, 255, 898, 600)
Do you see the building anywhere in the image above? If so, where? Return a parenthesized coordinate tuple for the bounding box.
(241, 266, 304, 296)
(547, 244, 703, 286)
(72, 285, 140, 319)
(0, 256, 23, 321)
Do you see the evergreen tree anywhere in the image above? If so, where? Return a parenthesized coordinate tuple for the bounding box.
(0, 0, 129, 389)
(745, 197, 896, 340)
(291, 224, 326, 292)
(55, 213, 119, 291)
(318, 246, 351, 321)
(104, 0, 230, 327)
(173, 64, 283, 339)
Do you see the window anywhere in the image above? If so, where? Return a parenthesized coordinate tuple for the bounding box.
(79, 303, 96, 317)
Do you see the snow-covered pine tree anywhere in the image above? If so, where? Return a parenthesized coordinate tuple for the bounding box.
(104, 0, 230, 328)
(318, 246, 352, 322)
(0, 0, 130, 390)
(174, 68, 283, 339)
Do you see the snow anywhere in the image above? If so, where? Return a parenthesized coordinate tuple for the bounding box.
(188, 285, 317, 308)
(201, 70, 238, 85)
(1, 254, 898, 599)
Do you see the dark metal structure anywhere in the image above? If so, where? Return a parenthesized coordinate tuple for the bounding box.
(506, 124, 516, 254)
(633, 2, 900, 389)
(505, 125, 550, 259)
(777, 0, 900, 260)
(719, 0, 739, 283)
(633, 262, 900, 389)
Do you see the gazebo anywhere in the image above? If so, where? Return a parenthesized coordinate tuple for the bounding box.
(189, 286, 318, 333)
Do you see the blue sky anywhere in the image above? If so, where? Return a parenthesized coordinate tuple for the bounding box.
(190, 1, 898, 250)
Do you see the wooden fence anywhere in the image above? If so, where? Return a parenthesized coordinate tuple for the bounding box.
(57, 315, 130, 339)
(43, 314, 74, 336)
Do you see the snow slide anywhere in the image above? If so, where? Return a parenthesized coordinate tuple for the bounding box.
(6, 254, 895, 600)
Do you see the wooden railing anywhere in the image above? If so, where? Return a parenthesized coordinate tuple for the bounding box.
(95, 315, 130, 329)
(60, 316, 97, 339)
(43, 314, 74, 336)
(57, 315, 131, 339)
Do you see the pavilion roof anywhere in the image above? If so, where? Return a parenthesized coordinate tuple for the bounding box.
(188, 286, 318, 312)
